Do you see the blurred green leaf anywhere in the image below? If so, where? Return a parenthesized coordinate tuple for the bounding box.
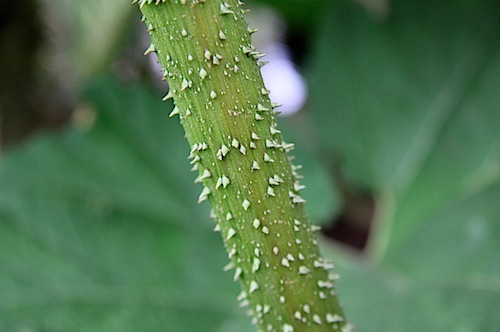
(44, 0, 133, 81)
(0, 78, 252, 331)
(253, 0, 334, 29)
(307, 0, 500, 330)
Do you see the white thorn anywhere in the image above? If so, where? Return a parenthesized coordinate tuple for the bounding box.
(318, 280, 335, 289)
(252, 219, 261, 229)
(311, 225, 322, 232)
(249, 280, 259, 293)
(294, 182, 306, 191)
(221, 175, 230, 188)
(266, 139, 278, 148)
(251, 51, 266, 60)
(237, 291, 247, 301)
(239, 145, 247, 155)
(227, 227, 237, 240)
(242, 45, 254, 54)
(162, 90, 174, 101)
(232, 138, 240, 148)
(264, 153, 275, 163)
(233, 267, 242, 281)
(197, 186, 210, 203)
(215, 177, 223, 189)
(199, 68, 208, 80)
(169, 106, 179, 117)
(204, 49, 212, 60)
(189, 155, 200, 165)
(220, 3, 234, 14)
(194, 169, 211, 183)
(298, 266, 310, 275)
(269, 177, 279, 186)
(181, 78, 191, 91)
(223, 261, 235, 271)
(257, 104, 269, 112)
(281, 258, 290, 267)
(219, 30, 227, 40)
(313, 314, 322, 325)
(144, 43, 155, 55)
(248, 27, 259, 34)
(252, 257, 260, 273)
(292, 195, 306, 204)
(270, 126, 281, 135)
(262, 226, 269, 234)
(326, 313, 344, 323)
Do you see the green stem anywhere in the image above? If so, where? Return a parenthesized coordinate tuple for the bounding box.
(136, 0, 350, 331)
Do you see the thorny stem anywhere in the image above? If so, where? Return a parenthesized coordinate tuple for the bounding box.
(136, 0, 350, 331)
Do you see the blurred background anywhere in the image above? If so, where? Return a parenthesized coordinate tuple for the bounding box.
(1, 0, 499, 331)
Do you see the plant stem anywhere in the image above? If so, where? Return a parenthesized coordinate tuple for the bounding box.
(136, 0, 350, 330)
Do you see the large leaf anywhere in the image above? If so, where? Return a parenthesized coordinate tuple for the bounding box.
(0, 78, 253, 331)
(307, 0, 500, 331)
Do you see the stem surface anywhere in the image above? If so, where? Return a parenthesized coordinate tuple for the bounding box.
(137, 1, 350, 331)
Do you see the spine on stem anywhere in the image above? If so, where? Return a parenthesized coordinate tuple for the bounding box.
(136, 0, 350, 331)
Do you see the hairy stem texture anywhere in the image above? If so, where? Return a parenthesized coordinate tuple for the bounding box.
(137, 1, 350, 331)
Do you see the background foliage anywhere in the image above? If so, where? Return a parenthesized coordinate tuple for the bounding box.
(1, 0, 499, 331)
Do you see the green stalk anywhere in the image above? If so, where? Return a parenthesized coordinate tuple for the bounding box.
(136, 0, 350, 330)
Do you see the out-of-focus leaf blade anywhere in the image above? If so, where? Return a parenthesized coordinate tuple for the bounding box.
(0, 78, 252, 331)
(307, 0, 500, 331)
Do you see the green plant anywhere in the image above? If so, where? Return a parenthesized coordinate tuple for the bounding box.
(136, 0, 349, 331)
(1, 0, 499, 331)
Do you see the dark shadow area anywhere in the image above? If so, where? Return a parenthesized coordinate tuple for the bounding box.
(322, 189, 376, 251)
